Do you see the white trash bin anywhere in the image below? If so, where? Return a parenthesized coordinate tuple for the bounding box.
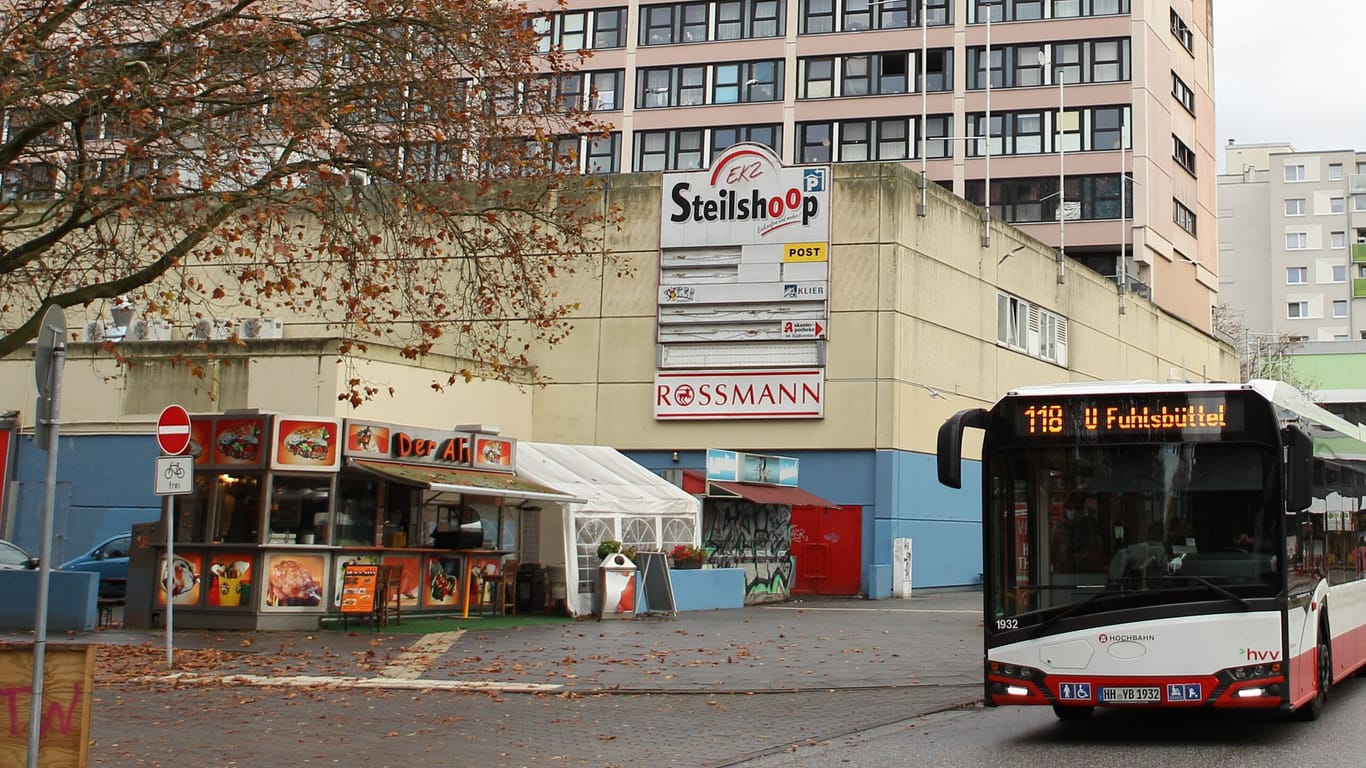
(595, 553, 638, 619)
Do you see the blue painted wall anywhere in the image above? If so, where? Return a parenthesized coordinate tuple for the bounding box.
(8, 434, 161, 563)
(627, 447, 983, 596)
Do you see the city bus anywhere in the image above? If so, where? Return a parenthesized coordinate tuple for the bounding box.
(936, 380, 1366, 720)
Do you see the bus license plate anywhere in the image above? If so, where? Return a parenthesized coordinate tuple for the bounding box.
(1100, 686, 1161, 703)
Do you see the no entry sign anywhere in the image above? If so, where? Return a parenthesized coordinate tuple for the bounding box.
(156, 404, 191, 455)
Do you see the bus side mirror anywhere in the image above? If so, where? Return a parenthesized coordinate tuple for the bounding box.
(937, 408, 988, 489)
(1284, 425, 1313, 512)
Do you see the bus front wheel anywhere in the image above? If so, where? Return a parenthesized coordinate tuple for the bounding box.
(1052, 704, 1093, 721)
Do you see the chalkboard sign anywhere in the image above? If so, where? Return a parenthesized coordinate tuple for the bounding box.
(634, 551, 676, 616)
(340, 563, 379, 615)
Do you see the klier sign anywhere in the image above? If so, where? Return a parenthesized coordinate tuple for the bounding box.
(661, 143, 829, 248)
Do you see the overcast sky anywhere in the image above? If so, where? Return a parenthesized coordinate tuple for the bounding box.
(1214, 1, 1366, 166)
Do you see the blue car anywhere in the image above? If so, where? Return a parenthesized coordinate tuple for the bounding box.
(59, 534, 130, 597)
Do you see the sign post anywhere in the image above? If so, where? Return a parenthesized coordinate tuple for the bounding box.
(28, 305, 65, 768)
(154, 405, 193, 670)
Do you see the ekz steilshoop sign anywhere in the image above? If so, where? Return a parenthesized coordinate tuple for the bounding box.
(654, 144, 831, 420)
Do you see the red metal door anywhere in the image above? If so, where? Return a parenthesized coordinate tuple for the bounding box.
(791, 504, 862, 595)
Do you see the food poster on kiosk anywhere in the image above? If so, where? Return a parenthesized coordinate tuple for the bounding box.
(208, 553, 254, 608)
(381, 554, 423, 608)
(157, 551, 204, 606)
(186, 416, 269, 467)
(426, 555, 463, 607)
(262, 551, 329, 610)
(272, 417, 342, 470)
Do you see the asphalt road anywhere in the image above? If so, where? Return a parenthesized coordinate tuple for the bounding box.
(83, 593, 985, 766)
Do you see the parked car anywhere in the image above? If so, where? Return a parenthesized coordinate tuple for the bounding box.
(58, 534, 130, 597)
(0, 539, 38, 570)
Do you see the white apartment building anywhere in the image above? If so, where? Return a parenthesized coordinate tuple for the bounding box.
(1218, 142, 1366, 342)
(535, 0, 1218, 330)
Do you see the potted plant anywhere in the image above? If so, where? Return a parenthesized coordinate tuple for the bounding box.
(670, 544, 707, 569)
(597, 540, 622, 560)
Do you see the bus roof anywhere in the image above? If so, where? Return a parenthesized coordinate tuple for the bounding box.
(1002, 379, 1366, 459)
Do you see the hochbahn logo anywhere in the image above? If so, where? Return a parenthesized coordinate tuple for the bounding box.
(1098, 633, 1155, 643)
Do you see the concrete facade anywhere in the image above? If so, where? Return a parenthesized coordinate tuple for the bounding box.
(1219, 142, 1366, 342)
(1, 162, 1237, 593)
(536, 0, 1219, 331)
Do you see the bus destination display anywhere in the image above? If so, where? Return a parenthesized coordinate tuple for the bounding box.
(1016, 396, 1234, 437)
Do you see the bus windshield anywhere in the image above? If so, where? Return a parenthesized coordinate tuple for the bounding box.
(985, 441, 1282, 629)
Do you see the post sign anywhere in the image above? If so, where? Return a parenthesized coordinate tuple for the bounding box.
(155, 405, 191, 456)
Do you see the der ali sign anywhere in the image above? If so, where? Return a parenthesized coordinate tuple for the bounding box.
(655, 144, 830, 420)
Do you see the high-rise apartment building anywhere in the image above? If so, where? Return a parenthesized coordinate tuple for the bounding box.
(1219, 142, 1366, 342)
(535, 0, 1217, 330)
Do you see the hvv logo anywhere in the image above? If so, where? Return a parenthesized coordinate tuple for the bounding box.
(1242, 648, 1281, 661)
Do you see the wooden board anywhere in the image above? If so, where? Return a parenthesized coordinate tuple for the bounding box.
(0, 643, 95, 767)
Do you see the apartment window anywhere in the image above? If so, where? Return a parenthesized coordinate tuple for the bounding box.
(997, 293, 1069, 365)
(585, 134, 621, 173)
(921, 49, 953, 92)
(997, 293, 1028, 351)
(967, 111, 1045, 156)
(1285, 232, 1308, 250)
(1170, 72, 1195, 115)
(799, 123, 833, 163)
(802, 0, 835, 33)
(1284, 164, 1306, 182)
(1333, 300, 1347, 318)
(1172, 135, 1195, 176)
(590, 72, 623, 111)
(1284, 198, 1306, 216)
(1170, 8, 1194, 53)
(714, 61, 782, 103)
(799, 58, 835, 98)
(1331, 196, 1346, 214)
(1332, 231, 1347, 249)
(1356, 195, 1366, 211)
(1285, 266, 1307, 284)
(642, 5, 677, 44)
(1329, 163, 1344, 181)
(1333, 264, 1347, 282)
(877, 120, 909, 159)
(1173, 199, 1196, 235)
(593, 9, 626, 48)
(710, 125, 781, 161)
(840, 121, 870, 161)
(841, 52, 909, 96)
(924, 0, 949, 25)
(642, 0, 784, 44)
(967, 173, 1131, 223)
(1287, 302, 1308, 319)
(974, 39, 1127, 89)
(922, 115, 952, 158)
(638, 61, 782, 108)
(635, 126, 779, 171)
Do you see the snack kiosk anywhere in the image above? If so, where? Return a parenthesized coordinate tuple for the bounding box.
(135, 412, 578, 630)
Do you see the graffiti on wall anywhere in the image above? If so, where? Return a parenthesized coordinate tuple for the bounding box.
(703, 500, 792, 602)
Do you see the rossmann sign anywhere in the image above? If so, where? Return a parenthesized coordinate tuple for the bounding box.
(661, 143, 830, 248)
(655, 369, 824, 420)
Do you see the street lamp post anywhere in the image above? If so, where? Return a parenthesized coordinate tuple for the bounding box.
(1038, 47, 1066, 284)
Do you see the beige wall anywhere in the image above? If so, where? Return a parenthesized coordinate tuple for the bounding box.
(2, 164, 1236, 453)
(530, 163, 1239, 453)
(1, 339, 534, 436)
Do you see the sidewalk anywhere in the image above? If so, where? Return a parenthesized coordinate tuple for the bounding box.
(24, 591, 985, 696)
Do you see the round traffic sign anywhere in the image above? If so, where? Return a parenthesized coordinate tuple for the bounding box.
(156, 404, 191, 455)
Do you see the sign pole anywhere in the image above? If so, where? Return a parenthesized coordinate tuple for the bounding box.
(28, 308, 65, 768)
(153, 403, 191, 671)
(165, 494, 173, 669)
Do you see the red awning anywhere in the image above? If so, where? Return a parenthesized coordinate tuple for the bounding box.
(683, 470, 839, 508)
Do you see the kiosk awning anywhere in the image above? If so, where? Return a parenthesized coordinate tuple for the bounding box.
(685, 470, 839, 508)
(349, 459, 585, 504)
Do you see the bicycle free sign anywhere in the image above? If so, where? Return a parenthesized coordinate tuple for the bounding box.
(154, 455, 195, 495)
